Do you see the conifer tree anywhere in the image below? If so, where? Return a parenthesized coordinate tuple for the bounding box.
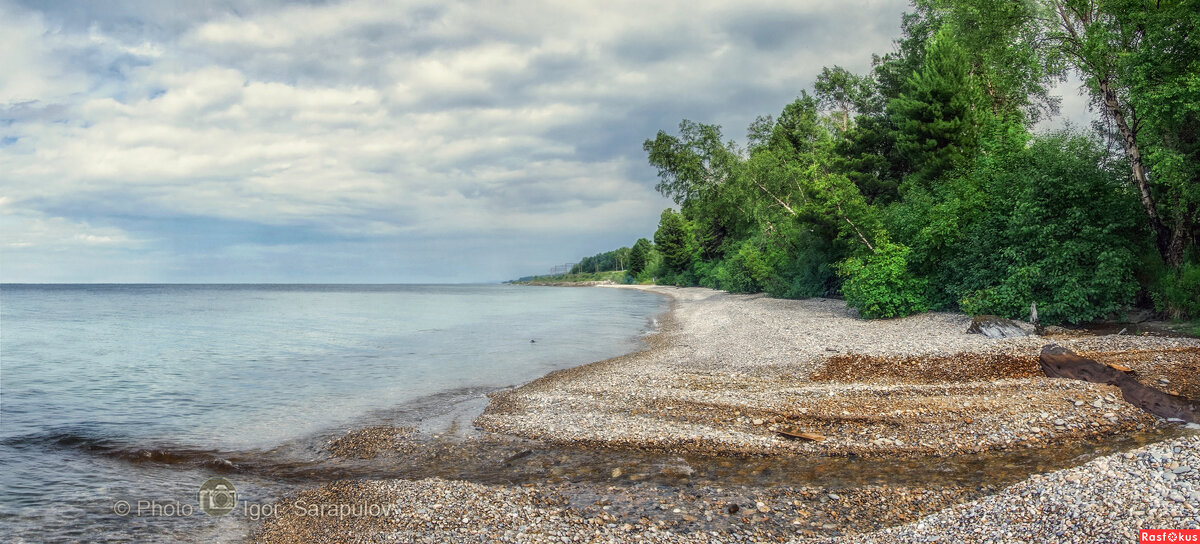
(889, 28, 981, 190)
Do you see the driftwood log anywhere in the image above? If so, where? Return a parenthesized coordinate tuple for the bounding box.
(1040, 344, 1197, 424)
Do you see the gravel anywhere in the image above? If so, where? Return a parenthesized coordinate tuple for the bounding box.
(253, 286, 1200, 543)
(478, 286, 1195, 457)
(812, 435, 1200, 544)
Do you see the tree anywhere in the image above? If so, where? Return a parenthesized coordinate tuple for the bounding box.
(628, 238, 652, 275)
(814, 66, 870, 132)
(889, 27, 982, 190)
(920, 0, 1065, 122)
(654, 209, 692, 275)
(614, 246, 631, 271)
(643, 121, 742, 207)
(1041, 0, 1198, 266)
(644, 120, 752, 257)
(743, 95, 886, 257)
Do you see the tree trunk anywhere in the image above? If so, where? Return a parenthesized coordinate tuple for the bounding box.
(1096, 76, 1172, 261)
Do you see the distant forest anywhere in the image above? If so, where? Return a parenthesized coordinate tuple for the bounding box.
(574, 0, 1199, 324)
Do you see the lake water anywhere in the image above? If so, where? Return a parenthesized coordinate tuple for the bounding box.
(0, 284, 666, 542)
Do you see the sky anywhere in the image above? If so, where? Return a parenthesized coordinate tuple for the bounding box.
(0, 0, 1094, 283)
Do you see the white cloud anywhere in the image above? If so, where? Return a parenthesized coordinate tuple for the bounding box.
(0, 208, 141, 250)
(0, 3, 88, 103)
(1, 0, 928, 282)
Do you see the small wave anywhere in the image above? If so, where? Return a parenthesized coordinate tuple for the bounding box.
(2, 427, 241, 472)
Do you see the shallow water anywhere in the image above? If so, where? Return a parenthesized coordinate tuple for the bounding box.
(0, 284, 666, 542)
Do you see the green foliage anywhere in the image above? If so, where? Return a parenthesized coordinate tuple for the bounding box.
(926, 125, 1142, 323)
(570, 247, 631, 274)
(920, 0, 1065, 121)
(836, 242, 930, 318)
(889, 28, 981, 190)
(779, 235, 840, 298)
(548, 0, 1196, 327)
(518, 270, 631, 284)
(1116, 0, 1200, 266)
(1040, 0, 1198, 268)
(628, 238, 652, 275)
(653, 209, 694, 275)
(1151, 254, 1200, 320)
(814, 66, 871, 133)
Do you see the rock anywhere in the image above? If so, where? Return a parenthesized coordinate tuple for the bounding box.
(660, 463, 694, 478)
(1168, 491, 1187, 503)
(611, 468, 622, 478)
(752, 418, 765, 426)
(756, 501, 770, 513)
(828, 493, 841, 501)
(967, 315, 1035, 338)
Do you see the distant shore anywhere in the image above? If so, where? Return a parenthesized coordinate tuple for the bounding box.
(254, 285, 1199, 543)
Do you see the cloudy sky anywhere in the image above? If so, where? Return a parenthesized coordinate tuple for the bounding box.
(0, 0, 1090, 283)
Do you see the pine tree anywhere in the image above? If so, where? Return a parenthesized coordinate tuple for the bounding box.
(654, 210, 691, 274)
(628, 238, 652, 275)
(889, 28, 981, 190)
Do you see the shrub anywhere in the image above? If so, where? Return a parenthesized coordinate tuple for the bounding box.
(836, 242, 929, 318)
(1151, 255, 1200, 320)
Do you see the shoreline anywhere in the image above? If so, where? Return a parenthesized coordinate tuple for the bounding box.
(254, 285, 1199, 543)
(479, 285, 1195, 457)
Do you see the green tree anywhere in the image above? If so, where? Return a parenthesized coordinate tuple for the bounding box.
(837, 242, 930, 319)
(628, 238, 652, 276)
(1042, 0, 1198, 267)
(746, 95, 887, 256)
(814, 66, 871, 133)
(920, 0, 1065, 121)
(889, 27, 982, 190)
(644, 121, 753, 257)
(654, 209, 693, 276)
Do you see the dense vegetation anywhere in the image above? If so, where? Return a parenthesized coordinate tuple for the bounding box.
(582, 0, 1199, 324)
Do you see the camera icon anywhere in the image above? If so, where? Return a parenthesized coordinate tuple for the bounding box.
(197, 477, 237, 517)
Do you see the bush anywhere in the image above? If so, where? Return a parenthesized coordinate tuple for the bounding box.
(778, 235, 840, 298)
(887, 123, 1142, 324)
(836, 242, 930, 318)
(1151, 255, 1200, 320)
(714, 259, 758, 293)
(950, 132, 1141, 323)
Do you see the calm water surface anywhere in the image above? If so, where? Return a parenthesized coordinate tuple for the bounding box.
(0, 284, 666, 542)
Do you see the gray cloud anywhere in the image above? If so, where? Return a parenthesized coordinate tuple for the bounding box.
(0, 0, 1084, 283)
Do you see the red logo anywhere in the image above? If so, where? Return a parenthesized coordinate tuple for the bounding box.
(1141, 530, 1200, 543)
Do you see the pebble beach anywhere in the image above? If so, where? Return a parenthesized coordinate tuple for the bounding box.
(254, 286, 1199, 543)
